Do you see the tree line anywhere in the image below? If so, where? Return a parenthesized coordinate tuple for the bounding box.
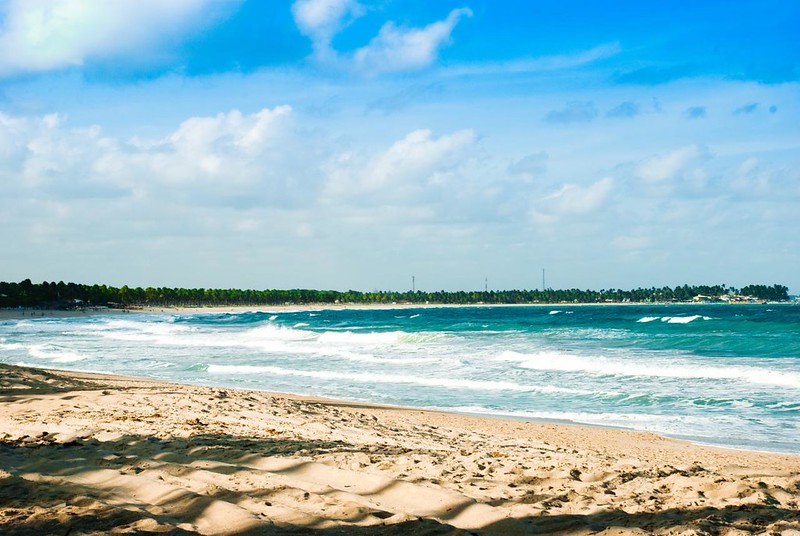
(0, 279, 790, 309)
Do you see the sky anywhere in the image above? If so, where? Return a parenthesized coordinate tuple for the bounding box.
(0, 0, 798, 293)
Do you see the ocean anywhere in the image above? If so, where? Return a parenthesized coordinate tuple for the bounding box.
(2, 304, 799, 454)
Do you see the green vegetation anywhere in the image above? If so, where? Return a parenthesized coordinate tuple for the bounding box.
(0, 280, 790, 309)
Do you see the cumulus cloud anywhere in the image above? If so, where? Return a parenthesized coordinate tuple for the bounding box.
(290, 4, 472, 74)
(369, 128, 475, 186)
(291, 0, 364, 61)
(0, 106, 305, 207)
(544, 101, 598, 123)
(0, 113, 501, 231)
(325, 128, 476, 200)
(731, 157, 773, 196)
(0, 112, 130, 197)
(531, 177, 614, 225)
(545, 177, 614, 215)
(353, 8, 472, 74)
(635, 145, 710, 183)
(0, 0, 239, 75)
(147, 106, 293, 187)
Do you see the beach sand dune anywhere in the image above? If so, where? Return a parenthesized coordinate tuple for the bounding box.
(1, 364, 798, 535)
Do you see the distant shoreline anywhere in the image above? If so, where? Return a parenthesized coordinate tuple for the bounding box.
(2, 299, 794, 321)
(0, 300, 790, 316)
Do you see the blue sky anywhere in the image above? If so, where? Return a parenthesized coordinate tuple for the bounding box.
(1, 0, 798, 293)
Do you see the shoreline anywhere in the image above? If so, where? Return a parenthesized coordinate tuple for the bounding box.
(8, 360, 799, 458)
(7, 363, 800, 459)
(1, 363, 799, 534)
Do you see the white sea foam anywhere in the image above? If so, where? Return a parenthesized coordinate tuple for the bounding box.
(317, 330, 404, 345)
(206, 364, 583, 394)
(88, 320, 317, 355)
(8, 320, 36, 329)
(445, 405, 716, 428)
(90, 319, 194, 340)
(546, 327, 630, 340)
(663, 315, 711, 323)
(27, 344, 85, 363)
(322, 348, 445, 365)
(636, 315, 711, 324)
(246, 324, 317, 340)
(78, 318, 445, 362)
(765, 401, 800, 411)
(496, 350, 800, 389)
(549, 310, 561, 315)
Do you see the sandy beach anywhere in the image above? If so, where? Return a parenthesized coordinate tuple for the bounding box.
(0, 364, 798, 535)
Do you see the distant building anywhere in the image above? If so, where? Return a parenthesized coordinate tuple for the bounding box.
(720, 294, 760, 303)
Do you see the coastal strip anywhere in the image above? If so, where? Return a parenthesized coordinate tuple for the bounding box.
(3, 298, 792, 322)
(1, 364, 798, 535)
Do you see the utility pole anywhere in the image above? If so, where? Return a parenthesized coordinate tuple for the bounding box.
(542, 268, 546, 291)
(412, 276, 415, 293)
(485, 277, 488, 292)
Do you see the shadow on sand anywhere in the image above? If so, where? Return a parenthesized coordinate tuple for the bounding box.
(1, 431, 798, 535)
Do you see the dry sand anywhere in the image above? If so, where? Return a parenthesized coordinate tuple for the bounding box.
(0, 364, 798, 535)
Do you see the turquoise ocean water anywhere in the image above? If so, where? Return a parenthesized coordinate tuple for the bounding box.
(2, 304, 799, 453)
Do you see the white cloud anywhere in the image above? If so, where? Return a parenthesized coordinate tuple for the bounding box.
(368, 128, 476, 188)
(532, 177, 614, 224)
(353, 8, 472, 74)
(0, 111, 127, 195)
(731, 157, 774, 196)
(290, 4, 472, 74)
(155, 106, 293, 183)
(635, 145, 710, 183)
(324, 128, 476, 201)
(0, 112, 30, 162)
(0, 106, 300, 205)
(0, 0, 239, 75)
(291, 0, 363, 61)
(548, 177, 614, 214)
